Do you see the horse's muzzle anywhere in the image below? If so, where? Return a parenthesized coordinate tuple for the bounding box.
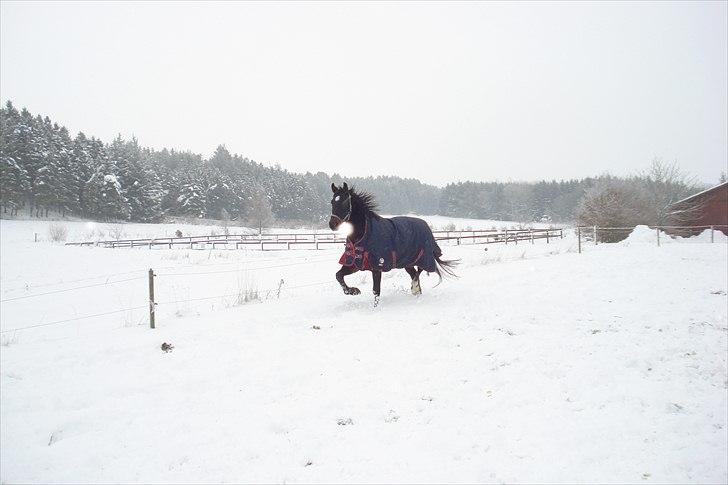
(328, 216, 340, 231)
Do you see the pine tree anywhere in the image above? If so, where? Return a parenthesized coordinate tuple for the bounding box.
(0, 102, 30, 215)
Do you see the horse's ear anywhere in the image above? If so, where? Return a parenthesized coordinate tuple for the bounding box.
(331, 183, 337, 193)
(343, 182, 349, 192)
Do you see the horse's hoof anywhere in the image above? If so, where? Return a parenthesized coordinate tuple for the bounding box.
(345, 287, 361, 295)
(373, 295, 380, 307)
(411, 280, 422, 295)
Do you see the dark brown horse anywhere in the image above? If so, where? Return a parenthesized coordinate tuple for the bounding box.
(328, 182, 457, 305)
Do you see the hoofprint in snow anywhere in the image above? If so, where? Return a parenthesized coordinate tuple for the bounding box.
(0, 218, 726, 483)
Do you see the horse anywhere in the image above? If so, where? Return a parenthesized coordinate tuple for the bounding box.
(328, 182, 457, 305)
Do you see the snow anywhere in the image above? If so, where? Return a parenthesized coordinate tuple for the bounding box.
(622, 225, 671, 244)
(622, 225, 728, 246)
(1, 218, 726, 483)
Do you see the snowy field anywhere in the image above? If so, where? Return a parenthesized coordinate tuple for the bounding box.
(1, 218, 726, 483)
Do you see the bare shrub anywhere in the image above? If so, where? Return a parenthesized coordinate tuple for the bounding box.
(444, 222, 456, 231)
(220, 208, 231, 236)
(235, 286, 259, 305)
(640, 159, 700, 226)
(106, 224, 126, 240)
(48, 223, 68, 242)
(246, 189, 274, 234)
(577, 160, 703, 242)
(232, 274, 259, 306)
(175, 229, 183, 238)
(577, 179, 648, 242)
(1, 332, 18, 347)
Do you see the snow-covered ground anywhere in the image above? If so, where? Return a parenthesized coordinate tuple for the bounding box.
(1, 218, 726, 483)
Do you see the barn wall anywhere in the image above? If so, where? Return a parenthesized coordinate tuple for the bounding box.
(690, 185, 728, 234)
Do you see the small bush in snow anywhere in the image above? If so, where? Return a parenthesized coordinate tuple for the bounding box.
(220, 208, 231, 236)
(235, 287, 259, 305)
(48, 223, 68, 242)
(107, 225, 125, 240)
(175, 229, 183, 238)
(444, 222, 456, 231)
(1, 333, 18, 347)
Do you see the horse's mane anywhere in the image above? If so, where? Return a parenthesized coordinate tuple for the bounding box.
(350, 187, 379, 215)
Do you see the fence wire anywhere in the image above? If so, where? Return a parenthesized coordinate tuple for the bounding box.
(0, 275, 147, 303)
(0, 305, 148, 334)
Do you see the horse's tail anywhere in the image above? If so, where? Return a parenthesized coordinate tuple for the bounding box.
(435, 255, 459, 279)
(433, 244, 459, 281)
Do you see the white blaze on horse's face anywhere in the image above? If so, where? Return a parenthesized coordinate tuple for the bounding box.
(337, 221, 354, 237)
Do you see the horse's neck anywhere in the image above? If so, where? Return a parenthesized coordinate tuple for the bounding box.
(350, 206, 368, 242)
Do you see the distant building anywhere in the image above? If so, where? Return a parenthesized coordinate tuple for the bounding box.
(669, 182, 728, 235)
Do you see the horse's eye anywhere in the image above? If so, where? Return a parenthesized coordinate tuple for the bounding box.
(334, 195, 340, 202)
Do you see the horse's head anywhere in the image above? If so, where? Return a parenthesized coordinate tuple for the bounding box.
(329, 182, 352, 231)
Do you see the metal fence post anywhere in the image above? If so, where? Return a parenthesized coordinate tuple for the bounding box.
(148, 268, 156, 329)
(593, 226, 597, 245)
(577, 226, 582, 254)
(711, 225, 714, 243)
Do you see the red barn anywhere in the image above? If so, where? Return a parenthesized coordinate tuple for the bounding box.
(669, 182, 728, 234)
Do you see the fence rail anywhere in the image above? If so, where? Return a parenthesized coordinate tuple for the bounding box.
(65, 227, 565, 250)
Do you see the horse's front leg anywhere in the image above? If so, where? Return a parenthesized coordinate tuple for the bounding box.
(372, 270, 382, 306)
(336, 265, 360, 295)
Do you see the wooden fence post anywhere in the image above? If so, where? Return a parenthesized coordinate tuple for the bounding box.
(593, 226, 597, 245)
(577, 226, 582, 254)
(530, 229, 534, 244)
(711, 225, 714, 243)
(148, 268, 156, 329)
(656, 228, 660, 247)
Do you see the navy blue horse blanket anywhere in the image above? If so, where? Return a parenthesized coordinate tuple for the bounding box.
(339, 215, 440, 272)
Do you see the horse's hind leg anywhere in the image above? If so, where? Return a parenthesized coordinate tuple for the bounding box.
(372, 270, 382, 306)
(405, 266, 422, 295)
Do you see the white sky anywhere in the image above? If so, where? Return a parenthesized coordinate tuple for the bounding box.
(1, 1, 726, 186)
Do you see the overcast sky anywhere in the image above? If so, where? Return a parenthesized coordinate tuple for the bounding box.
(1, 1, 726, 186)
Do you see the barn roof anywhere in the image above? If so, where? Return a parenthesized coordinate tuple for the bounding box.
(671, 181, 728, 206)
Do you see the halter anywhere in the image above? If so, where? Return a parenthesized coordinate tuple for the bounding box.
(330, 193, 353, 223)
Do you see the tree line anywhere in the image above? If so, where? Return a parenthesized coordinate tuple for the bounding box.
(0, 101, 713, 227)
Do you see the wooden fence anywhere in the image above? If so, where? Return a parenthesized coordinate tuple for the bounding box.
(65, 227, 565, 250)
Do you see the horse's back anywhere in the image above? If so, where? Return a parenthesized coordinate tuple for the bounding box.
(389, 216, 434, 241)
(387, 216, 439, 271)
